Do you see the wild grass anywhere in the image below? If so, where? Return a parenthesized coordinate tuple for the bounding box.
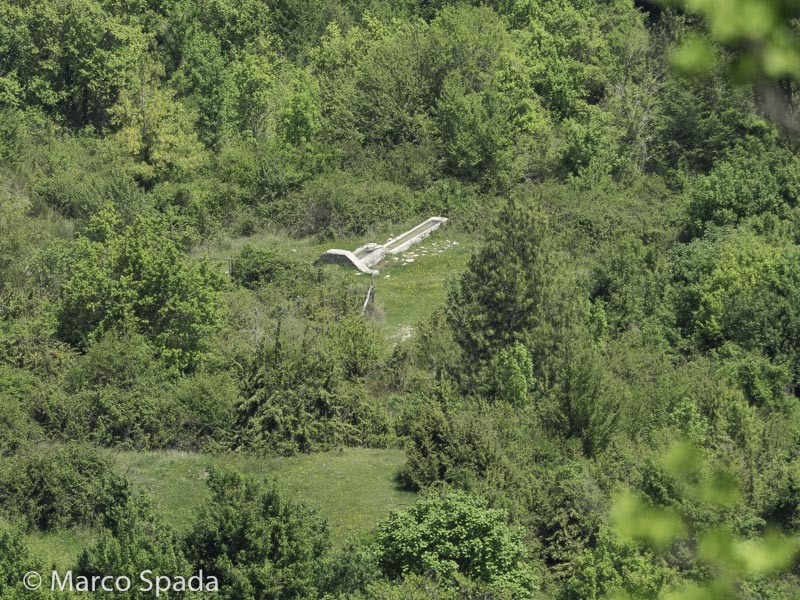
(24, 448, 416, 570)
(110, 447, 416, 546)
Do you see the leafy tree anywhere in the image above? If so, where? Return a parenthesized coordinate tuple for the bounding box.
(673, 228, 800, 377)
(111, 60, 210, 186)
(437, 74, 504, 181)
(653, 68, 764, 174)
(684, 141, 800, 234)
(0, 0, 148, 128)
(56, 208, 224, 371)
(173, 29, 232, 147)
(376, 490, 537, 596)
(351, 18, 431, 146)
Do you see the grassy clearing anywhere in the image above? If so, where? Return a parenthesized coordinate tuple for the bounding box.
(196, 222, 475, 339)
(111, 448, 416, 547)
(24, 448, 415, 570)
(369, 230, 473, 337)
(25, 528, 96, 572)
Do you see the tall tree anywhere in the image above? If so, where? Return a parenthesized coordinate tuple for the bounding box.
(446, 198, 555, 371)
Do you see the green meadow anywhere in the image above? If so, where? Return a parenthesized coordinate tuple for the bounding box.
(26, 448, 416, 570)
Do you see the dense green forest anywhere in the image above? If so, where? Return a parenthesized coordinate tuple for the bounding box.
(2, 0, 800, 597)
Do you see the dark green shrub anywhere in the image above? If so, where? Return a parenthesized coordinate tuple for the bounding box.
(0, 366, 43, 456)
(277, 171, 417, 238)
(172, 371, 239, 450)
(231, 244, 311, 291)
(77, 494, 195, 599)
(331, 314, 381, 381)
(446, 200, 556, 374)
(184, 469, 330, 600)
(0, 525, 47, 599)
(0, 443, 130, 530)
(398, 389, 510, 492)
(237, 320, 392, 454)
(322, 542, 383, 598)
(33, 332, 239, 450)
(43, 332, 181, 449)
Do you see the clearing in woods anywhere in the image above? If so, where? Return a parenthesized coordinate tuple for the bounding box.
(26, 448, 416, 570)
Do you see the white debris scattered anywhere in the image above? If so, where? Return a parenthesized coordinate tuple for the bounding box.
(396, 325, 414, 342)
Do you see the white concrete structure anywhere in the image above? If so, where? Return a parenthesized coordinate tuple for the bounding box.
(317, 217, 448, 273)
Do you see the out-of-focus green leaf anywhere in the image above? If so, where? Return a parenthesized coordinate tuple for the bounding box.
(611, 490, 686, 550)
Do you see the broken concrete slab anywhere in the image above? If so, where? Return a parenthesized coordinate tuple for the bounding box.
(317, 216, 448, 274)
(315, 249, 378, 274)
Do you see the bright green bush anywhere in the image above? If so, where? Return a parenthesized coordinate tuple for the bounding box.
(685, 143, 800, 234)
(376, 490, 536, 596)
(56, 209, 224, 371)
(563, 526, 676, 600)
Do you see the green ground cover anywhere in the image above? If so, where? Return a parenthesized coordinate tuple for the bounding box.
(25, 448, 415, 570)
(369, 231, 472, 338)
